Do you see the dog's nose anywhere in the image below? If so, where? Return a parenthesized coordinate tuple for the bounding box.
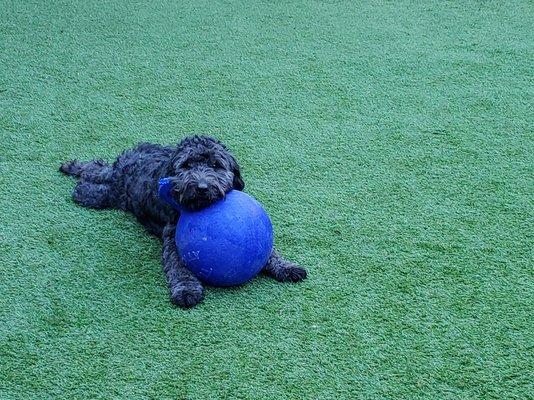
(197, 182, 208, 191)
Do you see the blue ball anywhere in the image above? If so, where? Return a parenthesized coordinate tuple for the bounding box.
(159, 178, 273, 286)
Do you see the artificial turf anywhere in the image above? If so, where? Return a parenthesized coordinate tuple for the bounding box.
(1, 1, 533, 399)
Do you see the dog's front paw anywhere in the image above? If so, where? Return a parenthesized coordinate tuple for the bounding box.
(275, 263, 308, 283)
(170, 282, 204, 308)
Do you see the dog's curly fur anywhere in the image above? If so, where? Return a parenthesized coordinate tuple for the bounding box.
(60, 135, 306, 308)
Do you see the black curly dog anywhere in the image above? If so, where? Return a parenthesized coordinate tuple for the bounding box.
(60, 136, 306, 308)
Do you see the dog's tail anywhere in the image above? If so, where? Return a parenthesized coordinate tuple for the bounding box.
(59, 159, 112, 182)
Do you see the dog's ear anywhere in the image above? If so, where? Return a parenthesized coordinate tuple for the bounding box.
(233, 168, 245, 191)
(170, 147, 187, 173)
(230, 156, 245, 191)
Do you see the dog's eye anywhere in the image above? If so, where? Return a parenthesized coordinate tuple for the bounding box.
(209, 161, 219, 169)
(181, 162, 190, 170)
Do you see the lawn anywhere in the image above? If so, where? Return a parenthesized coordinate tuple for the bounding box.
(1, 1, 532, 399)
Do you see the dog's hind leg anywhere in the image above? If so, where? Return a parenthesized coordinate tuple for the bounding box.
(60, 159, 113, 183)
(72, 181, 115, 209)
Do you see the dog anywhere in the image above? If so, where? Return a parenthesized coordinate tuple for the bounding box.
(60, 135, 307, 308)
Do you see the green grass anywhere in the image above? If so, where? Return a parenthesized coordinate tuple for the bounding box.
(1, 1, 533, 399)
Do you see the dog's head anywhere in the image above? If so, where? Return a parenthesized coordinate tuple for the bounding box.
(168, 136, 244, 210)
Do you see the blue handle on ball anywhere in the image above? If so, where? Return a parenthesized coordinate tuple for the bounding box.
(158, 177, 183, 212)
